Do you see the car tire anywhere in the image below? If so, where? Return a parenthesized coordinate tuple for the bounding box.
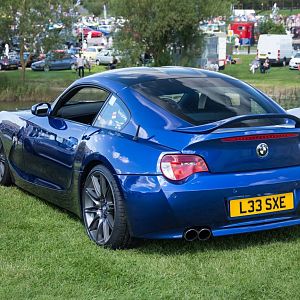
(0, 140, 12, 186)
(82, 164, 132, 249)
(96, 60, 100, 66)
(0, 64, 2, 71)
(44, 65, 50, 72)
(70, 64, 76, 71)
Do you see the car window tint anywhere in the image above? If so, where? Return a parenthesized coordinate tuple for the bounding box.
(67, 87, 109, 104)
(94, 95, 130, 131)
(133, 77, 283, 126)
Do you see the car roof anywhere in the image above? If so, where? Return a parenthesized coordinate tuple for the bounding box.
(78, 67, 232, 89)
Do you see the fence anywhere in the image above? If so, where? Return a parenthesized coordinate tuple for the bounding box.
(261, 87, 300, 110)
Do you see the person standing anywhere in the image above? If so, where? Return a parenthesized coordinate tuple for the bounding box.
(234, 36, 240, 54)
(77, 54, 84, 77)
(5, 43, 9, 57)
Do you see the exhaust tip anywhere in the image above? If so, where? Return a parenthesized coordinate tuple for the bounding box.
(184, 229, 198, 242)
(198, 228, 212, 241)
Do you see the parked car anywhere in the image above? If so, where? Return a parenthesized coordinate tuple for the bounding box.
(1, 67, 300, 249)
(77, 27, 102, 38)
(31, 52, 77, 71)
(95, 49, 121, 65)
(13, 52, 40, 67)
(289, 52, 300, 70)
(0, 55, 18, 70)
(82, 46, 103, 60)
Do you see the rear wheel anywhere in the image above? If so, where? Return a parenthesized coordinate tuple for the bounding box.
(82, 165, 132, 249)
(0, 140, 12, 186)
(44, 65, 50, 72)
(96, 60, 100, 66)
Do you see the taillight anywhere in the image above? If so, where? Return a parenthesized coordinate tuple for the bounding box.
(160, 154, 209, 181)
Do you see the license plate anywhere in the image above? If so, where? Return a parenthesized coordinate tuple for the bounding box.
(230, 192, 294, 218)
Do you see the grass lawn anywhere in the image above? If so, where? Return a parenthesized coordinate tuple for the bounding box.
(1, 186, 300, 299)
(0, 65, 106, 102)
(221, 55, 300, 89)
(257, 8, 300, 16)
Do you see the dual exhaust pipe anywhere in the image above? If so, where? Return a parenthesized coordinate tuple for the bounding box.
(184, 228, 212, 242)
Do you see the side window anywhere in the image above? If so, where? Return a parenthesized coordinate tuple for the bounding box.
(54, 86, 110, 125)
(94, 95, 130, 131)
(67, 87, 109, 105)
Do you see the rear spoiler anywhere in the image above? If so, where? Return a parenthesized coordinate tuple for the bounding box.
(173, 114, 300, 134)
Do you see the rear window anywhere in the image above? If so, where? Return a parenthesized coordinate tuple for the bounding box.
(132, 77, 284, 126)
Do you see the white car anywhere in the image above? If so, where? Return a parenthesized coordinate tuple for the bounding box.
(95, 49, 121, 65)
(289, 52, 300, 70)
(82, 46, 103, 60)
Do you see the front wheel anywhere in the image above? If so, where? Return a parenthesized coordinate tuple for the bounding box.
(0, 140, 12, 186)
(82, 165, 132, 249)
(95, 60, 100, 66)
(70, 63, 76, 71)
(44, 65, 50, 72)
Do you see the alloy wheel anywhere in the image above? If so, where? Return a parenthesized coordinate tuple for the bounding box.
(83, 170, 115, 245)
(0, 143, 5, 182)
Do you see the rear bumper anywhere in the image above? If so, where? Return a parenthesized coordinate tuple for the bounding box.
(118, 166, 300, 239)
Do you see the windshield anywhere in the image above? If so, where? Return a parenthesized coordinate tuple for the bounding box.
(133, 77, 283, 126)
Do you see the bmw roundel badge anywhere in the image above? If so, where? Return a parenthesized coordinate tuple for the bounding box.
(256, 143, 269, 158)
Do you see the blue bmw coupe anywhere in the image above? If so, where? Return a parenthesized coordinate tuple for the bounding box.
(1, 67, 300, 249)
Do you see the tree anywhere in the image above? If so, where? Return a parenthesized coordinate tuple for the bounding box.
(1, 0, 74, 81)
(259, 19, 286, 34)
(82, 0, 108, 16)
(109, 0, 232, 67)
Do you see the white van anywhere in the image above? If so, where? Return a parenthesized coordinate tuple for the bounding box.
(257, 34, 293, 64)
(197, 33, 226, 70)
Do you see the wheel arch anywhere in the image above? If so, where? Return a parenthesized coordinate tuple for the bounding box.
(77, 154, 124, 215)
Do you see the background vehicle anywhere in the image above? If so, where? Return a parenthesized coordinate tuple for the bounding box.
(229, 22, 255, 45)
(196, 33, 226, 70)
(289, 52, 300, 70)
(257, 34, 294, 65)
(82, 46, 103, 60)
(31, 52, 77, 71)
(0, 55, 18, 70)
(76, 27, 102, 38)
(13, 52, 40, 67)
(95, 49, 121, 65)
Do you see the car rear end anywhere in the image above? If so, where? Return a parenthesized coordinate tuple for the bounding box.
(124, 73, 300, 240)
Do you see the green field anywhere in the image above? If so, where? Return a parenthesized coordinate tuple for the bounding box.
(1, 186, 300, 299)
(221, 55, 300, 89)
(1, 60, 300, 299)
(0, 65, 106, 102)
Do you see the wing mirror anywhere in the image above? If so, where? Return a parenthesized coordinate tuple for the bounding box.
(31, 102, 52, 116)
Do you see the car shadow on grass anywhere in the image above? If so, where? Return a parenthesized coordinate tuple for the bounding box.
(136, 226, 300, 255)
(23, 190, 300, 254)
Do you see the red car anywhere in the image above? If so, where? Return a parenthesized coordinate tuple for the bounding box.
(77, 27, 102, 38)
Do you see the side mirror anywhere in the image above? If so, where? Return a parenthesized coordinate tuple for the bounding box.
(31, 102, 52, 116)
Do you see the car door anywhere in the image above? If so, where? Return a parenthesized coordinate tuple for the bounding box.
(22, 85, 110, 191)
(100, 50, 110, 64)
